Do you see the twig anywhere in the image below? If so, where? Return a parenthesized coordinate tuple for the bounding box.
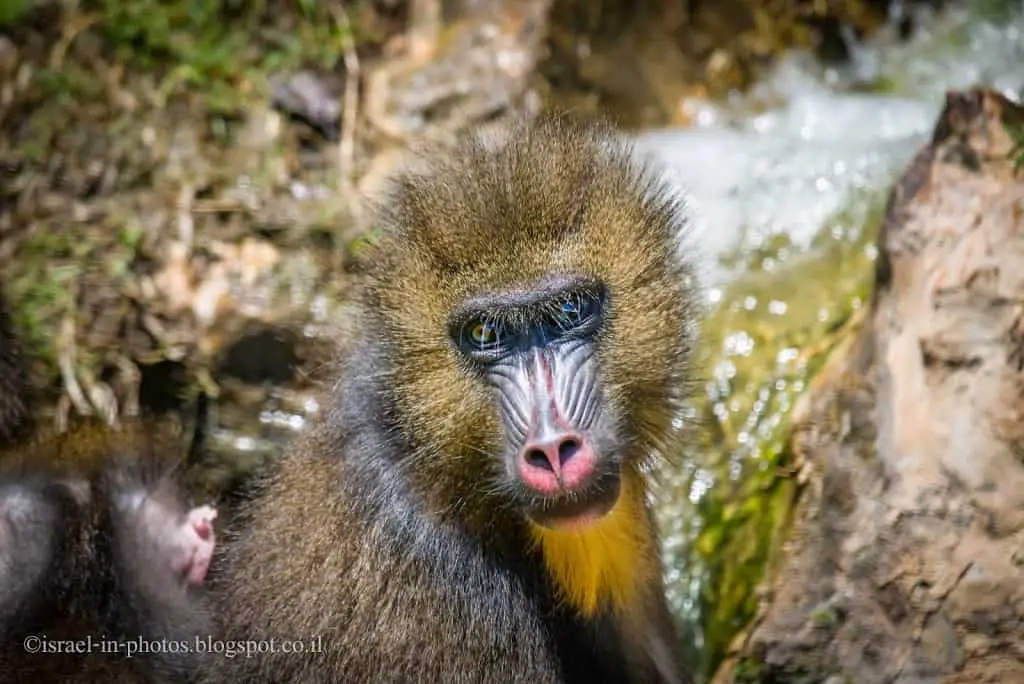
(330, 2, 362, 226)
(56, 313, 121, 426)
(177, 183, 196, 251)
(113, 353, 141, 419)
(49, 12, 100, 71)
(56, 314, 91, 418)
(407, 0, 441, 62)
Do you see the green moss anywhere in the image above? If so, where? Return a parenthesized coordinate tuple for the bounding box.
(0, 0, 28, 25)
(34, 64, 107, 104)
(733, 658, 767, 683)
(665, 189, 887, 681)
(809, 605, 840, 629)
(6, 215, 144, 381)
(117, 221, 145, 252)
(732, 659, 849, 684)
(346, 225, 382, 257)
(7, 232, 82, 370)
(12, 0, 369, 120)
(971, 0, 1024, 22)
(105, 221, 144, 279)
(95, 0, 352, 93)
(1006, 121, 1024, 174)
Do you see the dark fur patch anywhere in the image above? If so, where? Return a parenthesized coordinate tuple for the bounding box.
(0, 287, 33, 445)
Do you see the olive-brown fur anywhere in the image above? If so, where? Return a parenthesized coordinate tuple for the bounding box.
(374, 120, 695, 516)
(203, 116, 697, 683)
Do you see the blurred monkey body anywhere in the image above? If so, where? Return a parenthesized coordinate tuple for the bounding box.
(0, 420, 218, 683)
(0, 300, 217, 683)
(206, 116, 696, 683)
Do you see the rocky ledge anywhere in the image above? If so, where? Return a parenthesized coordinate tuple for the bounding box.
(715, 88, 1024, 683)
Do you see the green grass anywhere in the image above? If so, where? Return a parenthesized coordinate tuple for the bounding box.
(6, 0, 368, 115)
(7, 230, 85, 369)
(1007, 121, 1024, 174)
(0, 0, 29, 25)
(97, 0, 352, 111)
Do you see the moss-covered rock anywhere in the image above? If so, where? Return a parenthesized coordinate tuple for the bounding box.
(712, 88, 1024, 684)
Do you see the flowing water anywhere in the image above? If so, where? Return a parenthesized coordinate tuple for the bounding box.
(637, 2, 1024, 677)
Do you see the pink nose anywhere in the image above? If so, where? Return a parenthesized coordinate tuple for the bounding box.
(517, 433, 596, 494)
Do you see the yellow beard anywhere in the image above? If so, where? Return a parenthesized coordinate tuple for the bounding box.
(530, 467, 656, 617)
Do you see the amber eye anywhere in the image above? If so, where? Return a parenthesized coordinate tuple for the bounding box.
(467, 319, 499, 348)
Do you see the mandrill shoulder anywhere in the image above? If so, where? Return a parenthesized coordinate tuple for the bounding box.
(211, 418, 563, 683)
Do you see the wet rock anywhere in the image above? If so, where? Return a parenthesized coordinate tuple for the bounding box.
(539, 0, 902, 129)
(364, 0, 550, 143)
(217, 326, 299, 385)
(137, 359, 192, 415)
(269, 70, 345, 141)
(714, 88, 1024, 683)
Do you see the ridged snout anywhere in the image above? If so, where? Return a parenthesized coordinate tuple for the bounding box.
(495, 345, 607, 499)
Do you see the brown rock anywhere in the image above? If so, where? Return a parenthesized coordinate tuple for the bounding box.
(716, 89, 1024, 683)
(364, 0, 551, 143)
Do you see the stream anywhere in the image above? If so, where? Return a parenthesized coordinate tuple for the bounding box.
(635, 2, 1024, 678)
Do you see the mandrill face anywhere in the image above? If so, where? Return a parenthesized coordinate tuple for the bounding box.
(447, 273, 627, 531)
(365, 116, 694, 539)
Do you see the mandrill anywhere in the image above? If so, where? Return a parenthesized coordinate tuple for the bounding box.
(203, 116, 698, 684)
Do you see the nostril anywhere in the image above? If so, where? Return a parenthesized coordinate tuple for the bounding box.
(557, 438, 580, 466)
(517, 435, 595, 493)
(525, 448, 554, 471)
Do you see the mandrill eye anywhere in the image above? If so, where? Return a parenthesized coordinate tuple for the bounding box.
(465, 318, 501, 350)
(550, 291, 599, 330)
